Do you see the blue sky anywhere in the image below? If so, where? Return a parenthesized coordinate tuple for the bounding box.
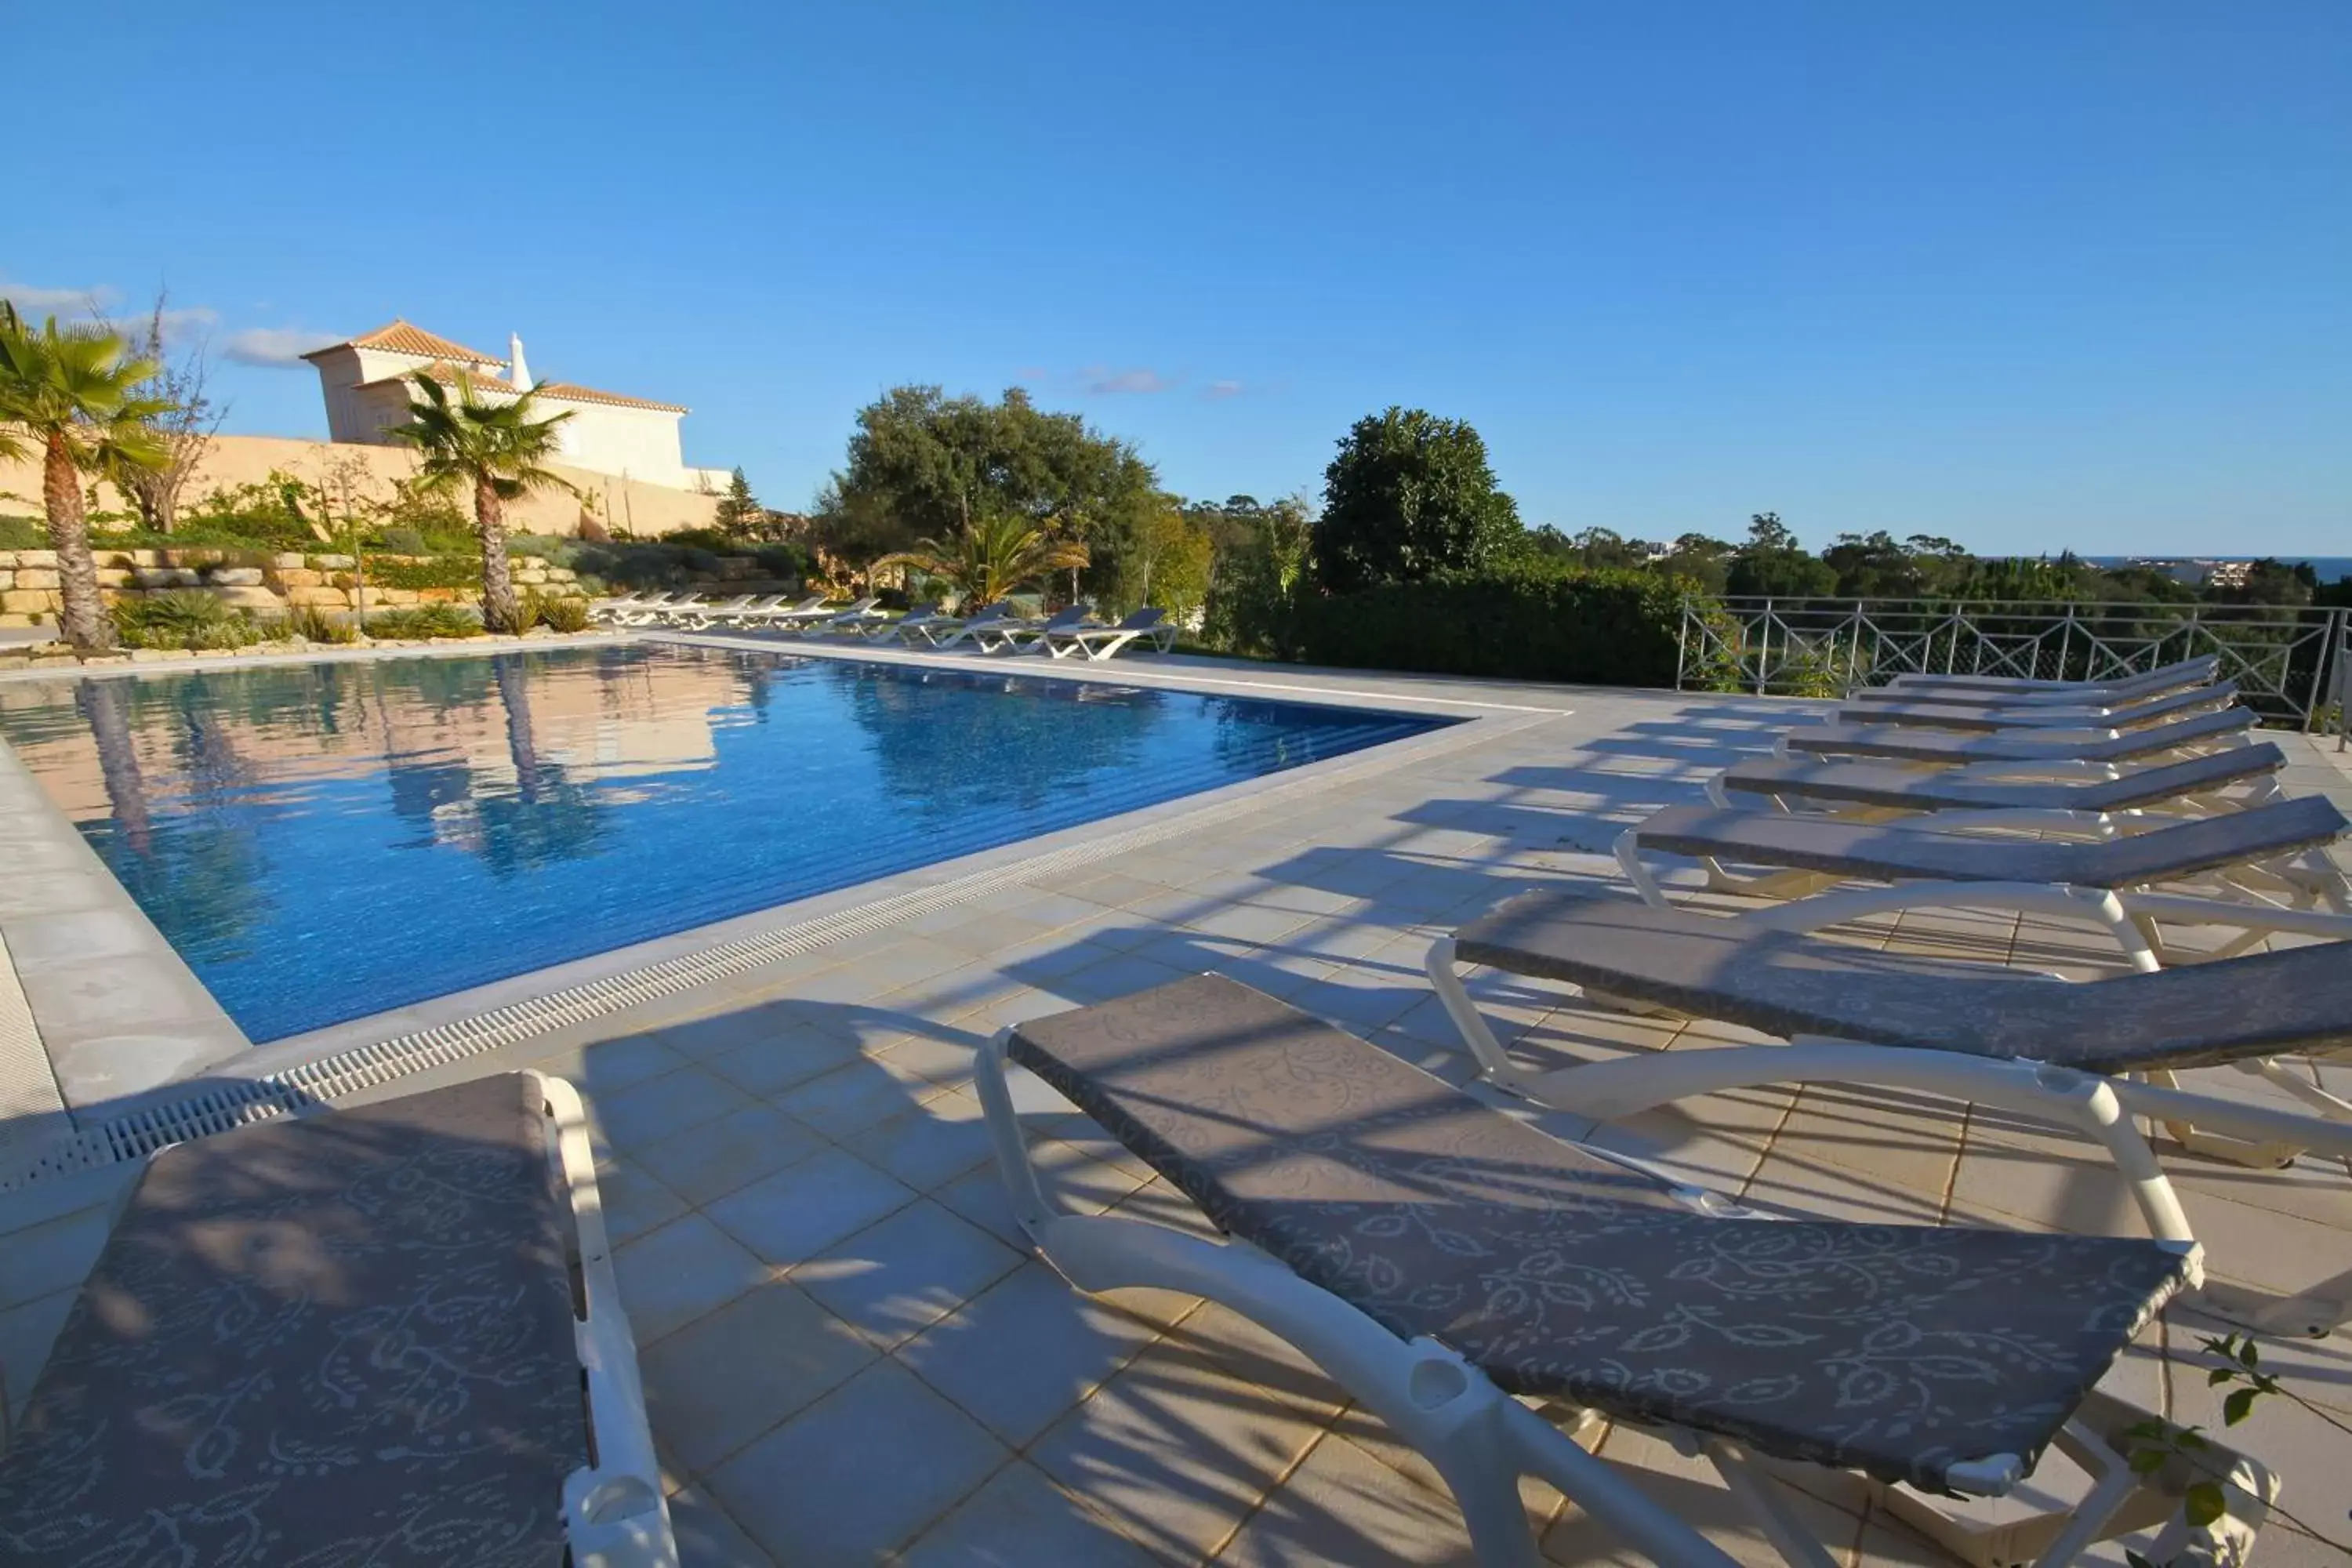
(10, 2, 2347, 555)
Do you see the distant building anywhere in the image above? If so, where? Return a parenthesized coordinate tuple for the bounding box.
(300, 320, 728, 493)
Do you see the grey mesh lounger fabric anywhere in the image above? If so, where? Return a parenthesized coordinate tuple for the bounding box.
(1007, 974, 2195, 1493)
(1716, 743, 2285, 814)
(1784, 704, 2250, 764)
(1880, 655, 2220, 703)
(1830, 681, 2236, 733)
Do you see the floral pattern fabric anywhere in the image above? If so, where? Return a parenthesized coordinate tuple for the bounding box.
(1011, 975, 2195, 1493)
(0, 1074, 585, 1566)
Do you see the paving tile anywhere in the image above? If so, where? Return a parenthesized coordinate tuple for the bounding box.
(898, 1459, 1165, 1568)
(772, 1054, 940, 1138)
(1025, 1327, 1331, 1564)
(532, 1031, 688, 1098)
(870, 1029, 979, 1088)
(843, 1087, 996, 1192)
(793, 1199, 1023, 1351)
(707, 1359, 1011, 1566)
(597, 1065, 758, 1156)
(666, 1486, 776, 1567)
(895, 1261, 1167, 1446)
(596, 1156, 691, 1244)
(0, 1287, 78, 1437)
(641, 1278, 877, 1471)
(0, 1203, 112, 1313)
(702, 1029, 866, 1097)
(1541, 1422, 1871, 1566)
(614, 1214, 775, 1344)
(706, 1147, 917, 1265)
(1215, 1428, 1540, 1566)
(633, 1103, 829, 1207)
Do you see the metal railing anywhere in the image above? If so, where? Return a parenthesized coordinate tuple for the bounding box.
(1677, 597, 2350, 730)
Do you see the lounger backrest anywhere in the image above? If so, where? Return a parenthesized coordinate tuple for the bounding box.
(1120, 607, 1165, 630)
(1721, 742, 2285, 812)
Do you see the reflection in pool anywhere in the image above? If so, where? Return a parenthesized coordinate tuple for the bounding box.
(0, 645, 1443, 1041)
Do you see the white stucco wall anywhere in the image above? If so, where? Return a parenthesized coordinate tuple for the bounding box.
(548, 401, 692, 488)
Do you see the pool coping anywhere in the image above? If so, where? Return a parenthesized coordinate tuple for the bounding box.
(0, 633, 1574, 1181)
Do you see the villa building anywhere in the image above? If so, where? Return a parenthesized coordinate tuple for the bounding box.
(301, 320, 728, 494)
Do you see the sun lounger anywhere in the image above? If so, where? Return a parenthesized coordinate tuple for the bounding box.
(979, 974, 2266, 1567)
(1039, 605, 1174, 660)
(1427, 890, 2352, 1313)
(1780, 703, 2253, 768)
(665, 593, 759, 627)
(699, 593, 789, 626)
(803, 596, 883, 635)
(628, 591, 706, 626)
(591, 589, 666, 622)
(867, 600, 944, 641)
(1613, 793, 2352, 966)
(1710, 742, 2287, 819)
(1882, 654, 2221, 704)
(1828, 681, 2238, 733)
(979, 604, 1087, 653)
(913, 602, 1016, 648)
(733, 593, 833, 630)
(0, 1073, 675, 1567)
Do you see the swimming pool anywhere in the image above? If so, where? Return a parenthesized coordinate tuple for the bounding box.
(0, 645, 1443, 1042)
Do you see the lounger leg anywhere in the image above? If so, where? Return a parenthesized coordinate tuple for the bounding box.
(1697, 1440, 1840, 1568)
(1425, 938, 1540, 1091)
(1613, 829, 1671, 908)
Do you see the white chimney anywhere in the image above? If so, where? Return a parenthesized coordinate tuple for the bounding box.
(508, 332, 532, 391)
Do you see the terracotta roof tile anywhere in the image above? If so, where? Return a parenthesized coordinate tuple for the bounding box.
(529, 380, 688, 414)
(302, 319, 506, 366)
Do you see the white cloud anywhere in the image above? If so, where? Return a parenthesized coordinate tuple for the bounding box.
(1083, 366, 1177, 395)
(1203, 379, 1246, 401)
(0, 278, 122, 317)
(223, 326, 340, 367)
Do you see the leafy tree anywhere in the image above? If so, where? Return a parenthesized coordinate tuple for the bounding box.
(1196, 495, 1315, 657)
(387, 372, 574, 633)
(1117, 503, 1214, 617)
(0, 308, 170, 650)
(816, 386, 1154, 589)
(2209, 557, 2316, 608)
(112, 290, 226, 534)
(1313, 407, 1522, 593)
(712, 466, 760, 537)
(1657, 532, 1737, 594)
(872, 509, 1091, 606)
(1725, 512, 1836, 597)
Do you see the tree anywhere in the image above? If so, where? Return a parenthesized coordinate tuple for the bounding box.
(1200, 495, 1314, 657)
(1117, 502, 1214, 617)
(872, 509, 1091, 606)
(0, 309, 170, 651)
(1725, 512, 1836, 597)
(815, 386, 1154, 588)
(111, 290, 226, 533)
(713, 466, 760, 536)
(387, 372, 573, 633)
(1313, 407, 1521, 593)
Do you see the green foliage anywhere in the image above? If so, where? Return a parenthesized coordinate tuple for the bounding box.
(531, 592, 591, 633)
(1726, 513, 1839, 597)
(874, 510, 1091, 604)
(111, 590, 267, 649)
(1292, 560, 1692, 687)
(1200, 498, 1313, 658)
(375, 525, 429, 556)
(385, 372, 575, 633)
(0, 514, 45, 549)
(505, 532, 574, 561)
(816, 384, 1155, 573)
(365, 555, 481, 590)
(713, 466, 760, 535)
(658, 526, 745, 553)
(1111, 504, 1214, 617)
(364, 602, 482, 639)
(1313, 407, 1522, 594)
(285, 602, 358, 644)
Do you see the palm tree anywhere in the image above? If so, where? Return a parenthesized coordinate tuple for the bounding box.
(873, 509, 1090, 608)
(0, 309, 171, 652)
(387, 371, 572, 633)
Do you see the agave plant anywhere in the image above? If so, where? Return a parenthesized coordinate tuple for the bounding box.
(873, 510, 1089, 606)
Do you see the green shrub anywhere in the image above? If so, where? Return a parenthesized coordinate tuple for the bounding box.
(506, 533, 575, 561)
(0, 515, 46, 549)
(286, 603, 359, 644)
(365, 603, 482, 639)
(366, 555, 481, 590)
(375, 526, 429, 556)
(1289, 561, 1697, 688)
(532, 593, 591, 633)
(111, 590, 268, 650)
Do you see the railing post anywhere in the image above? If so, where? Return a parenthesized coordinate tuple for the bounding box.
(1756, 600, 1772, 695)
(2058, 609, 2074, 684)
(1675, 601, 1691, 692)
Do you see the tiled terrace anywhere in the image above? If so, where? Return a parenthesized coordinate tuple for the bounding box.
(2, 646, 2349, 1566)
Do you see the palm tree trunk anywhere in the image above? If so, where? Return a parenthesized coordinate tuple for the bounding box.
(476, 473, 521, 633)
(44, 431, 114, 652)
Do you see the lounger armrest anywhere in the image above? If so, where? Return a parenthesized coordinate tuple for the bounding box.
(532, 1073, 677, 1568)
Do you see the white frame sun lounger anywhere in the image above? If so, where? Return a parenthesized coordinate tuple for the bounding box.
(697, 593, 789, 627)
(981, 975, 2268, 1568)
(664, 593, 760, 628)
(732, 593, 833, 630)
(628, 592, 706, 626)
(1039, 605, 1175, 660)
(1880, 654, 2222, 704)
(1780, 704, 2255, 771)
(804, 596, 884, 636)
(1612, 792, 2352, 968)
(0, 1072, 677, 1566)
(1426, 889, 2352, 1309)
(590, 589, 664, 622)
(911, 602, 1016, 648)
(865, 600, 945, 641)
(1829, 682, 2239, 733)
(978, 604, 1088, 653)
(1708, 742, 2288, 821)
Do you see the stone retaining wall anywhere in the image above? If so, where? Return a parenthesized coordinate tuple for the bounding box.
(0, 549, 585, 626)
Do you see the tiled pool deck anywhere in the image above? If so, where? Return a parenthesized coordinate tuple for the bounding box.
(2, 641, 2349, 1566)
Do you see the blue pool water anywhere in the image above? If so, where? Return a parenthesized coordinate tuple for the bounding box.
(0, 645, 1443, 1042)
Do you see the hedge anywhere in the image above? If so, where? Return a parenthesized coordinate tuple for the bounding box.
(1289, 562, 1703, 688)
